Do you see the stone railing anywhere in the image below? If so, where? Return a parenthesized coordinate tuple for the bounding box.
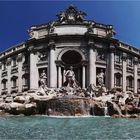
(114, 85, 122, 91)
(138, 68, 140, 76)
(2, 71, 8, 77)
(126, 66, 134, 73)
(22, 85, 29, 91)
(36, 61, 48, 67)
(11, 66, 18, 74)
(95, 60, 106, 65)
(11, 86, 18, 93)
(1, 88, 8, 95)
(114, 62, 122, 70)
(126, 86, 134, 92)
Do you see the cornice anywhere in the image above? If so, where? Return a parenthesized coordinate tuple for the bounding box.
(0, 47, 26, 61)
(116, 44, 140, 58)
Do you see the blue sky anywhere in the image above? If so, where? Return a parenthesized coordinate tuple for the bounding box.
(0, 1, 140, 51)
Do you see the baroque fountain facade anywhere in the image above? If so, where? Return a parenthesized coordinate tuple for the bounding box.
(0, 5, 140, 117)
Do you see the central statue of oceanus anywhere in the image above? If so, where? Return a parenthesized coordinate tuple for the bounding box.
(63, 66, 78, 88)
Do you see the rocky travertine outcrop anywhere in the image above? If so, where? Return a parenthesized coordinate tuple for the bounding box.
(0, 86, 140, 118)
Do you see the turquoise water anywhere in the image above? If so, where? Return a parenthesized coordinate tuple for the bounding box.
(0, 116, 140, 140)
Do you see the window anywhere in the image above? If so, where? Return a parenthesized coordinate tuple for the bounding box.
(2, 79, 7, 89)
(115, 52, 122, 64)
(22, 74, 29, 86)
(13, 79, 17, 87)
(116, 77, 120, 86)
(3, 82, 6, 89)
(3, 62, 6, 71)
(11, 76, 17, 88)
(138, 79, 140, 89)
(127, 76, 134, 88)
(115, 73, 122, 86)
(24, 54, 29, 64)
(127, 56, 133, 67)
(24, 78, 28, 85)
(12, 57, 17, 67)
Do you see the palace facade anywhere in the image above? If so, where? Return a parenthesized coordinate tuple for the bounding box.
(0, 5, 140, 95)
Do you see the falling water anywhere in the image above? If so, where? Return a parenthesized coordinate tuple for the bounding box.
(89, 103, 94, 115)
(80, 100, 87, 115)
(104, 106, 108, 116)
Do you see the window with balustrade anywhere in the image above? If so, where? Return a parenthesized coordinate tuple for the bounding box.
(115, 51, 122, 64)
(126, 76, 134, 89)
(115, 73, 122, 87)
(11, 76, 18, 88)
(1, 79, 7, 90)
(127, 56, 133, 67)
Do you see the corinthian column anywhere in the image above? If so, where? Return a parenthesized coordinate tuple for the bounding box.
(110, 48, 115, 89)
(134, 57, 138, 94)
(7, 58, 12, 94)
(58, 66, 62, 87)
(88, 42, 96, 86)
(82, 65, 86, 88)
(49, 41, 57, 88)
(63, 69, 66, 83)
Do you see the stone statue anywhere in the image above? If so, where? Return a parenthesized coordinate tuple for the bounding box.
(57, 11, 66, 23)
(64, 66, 78, 88)
(87, 22, 95, 33)
(56, 5, 87, 24)
(76, 11, 87, 22)
(88, 24, 93, 33)
(97, 69, 104, 86)
(48, 21, 55, 33)
(39, 70, 47, 88)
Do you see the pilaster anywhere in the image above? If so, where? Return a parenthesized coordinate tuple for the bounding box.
(7, 58, 12, 94)
(29, 46, 39, 90)
(49, 40, 57, 88)
(17, 53, 23, 92)
(122, 52, 127, 93)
